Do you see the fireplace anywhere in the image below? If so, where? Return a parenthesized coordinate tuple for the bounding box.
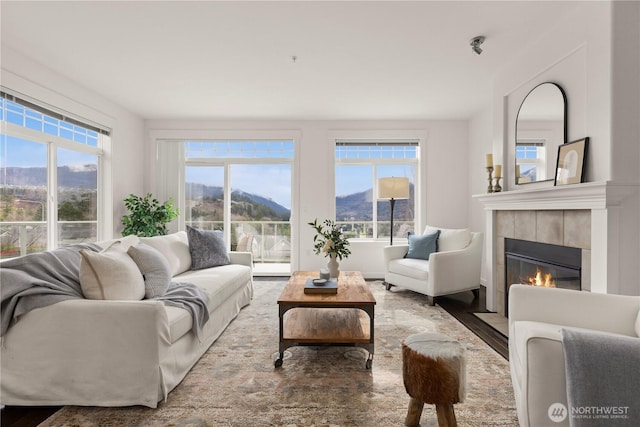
(505, 238, 581, 316)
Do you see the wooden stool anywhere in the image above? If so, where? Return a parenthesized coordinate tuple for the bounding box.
(401, 332, 467, 427)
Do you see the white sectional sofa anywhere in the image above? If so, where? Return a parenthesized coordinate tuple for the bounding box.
(0, 231, 253, 408)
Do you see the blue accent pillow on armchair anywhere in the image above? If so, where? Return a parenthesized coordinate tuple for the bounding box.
(405, 230, 440, 260)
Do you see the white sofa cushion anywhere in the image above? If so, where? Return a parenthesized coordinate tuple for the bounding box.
(95, 234, 140, 250)
(424, 225, 471, 252)
(176, 264, 253, 313)
(165, 305, 193, 344)
(387, 258, 430, 281)
(635, 309, 640, 337)
(140, 231, 192, 276)
(79, 241, 145, 300)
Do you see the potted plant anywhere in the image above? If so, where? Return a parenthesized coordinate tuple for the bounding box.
(309, 218, 351, 278)
(121, 193, 179, 237)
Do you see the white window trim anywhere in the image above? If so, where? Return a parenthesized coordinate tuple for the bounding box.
(328, 129, 426, 240)
(1, 78, 114, 242)
(2, 115, 108, 250)
(149, 129, 301, 271)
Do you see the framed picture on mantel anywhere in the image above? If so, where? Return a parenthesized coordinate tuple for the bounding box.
(554, 137, 589, 186)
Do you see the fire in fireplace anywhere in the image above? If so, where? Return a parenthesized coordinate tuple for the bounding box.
(505, 238, 581, 315)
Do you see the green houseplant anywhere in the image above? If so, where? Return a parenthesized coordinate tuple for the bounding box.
(309, 218, 351, 278)
(121, 193, 179, 237)
(308, 218, 351, 260)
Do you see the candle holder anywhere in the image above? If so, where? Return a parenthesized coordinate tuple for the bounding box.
(486, 167, 494, 193)
(493, 177, 502, 192)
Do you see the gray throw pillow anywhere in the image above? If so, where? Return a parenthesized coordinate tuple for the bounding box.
(127, 243, 172, 298)
(186, 226, 230, 270)
(405, 230, 440, 260)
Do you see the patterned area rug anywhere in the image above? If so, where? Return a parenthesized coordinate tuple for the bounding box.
(41, 281, 518, 426)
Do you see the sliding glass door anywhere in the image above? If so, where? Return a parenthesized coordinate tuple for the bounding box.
(184, 141, 293, 275)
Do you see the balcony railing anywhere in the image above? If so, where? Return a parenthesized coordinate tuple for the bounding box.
(336, 220, 415, 240)
(0, 221, 97, 258)
(186, 220, 291, 263)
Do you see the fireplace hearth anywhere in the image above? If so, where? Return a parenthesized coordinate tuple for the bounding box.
(505, 238, 581, 316)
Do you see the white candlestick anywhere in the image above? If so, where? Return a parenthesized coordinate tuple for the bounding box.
(494, 165, 502, 178)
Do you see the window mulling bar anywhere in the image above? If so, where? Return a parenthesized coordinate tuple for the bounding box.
(0, 91, 110, 136)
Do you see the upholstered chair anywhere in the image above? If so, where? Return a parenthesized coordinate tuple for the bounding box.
(508, 284, 640, 427)
(383, 226, 483, 306)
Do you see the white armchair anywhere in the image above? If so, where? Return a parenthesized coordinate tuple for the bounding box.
(508, 284, 640, 427)
(382, 227, 483, 306)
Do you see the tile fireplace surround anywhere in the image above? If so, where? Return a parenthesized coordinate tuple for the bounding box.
(474, 181, 640, 314)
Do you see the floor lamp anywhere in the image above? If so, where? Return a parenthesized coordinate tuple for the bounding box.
(377, 177, 410, 245)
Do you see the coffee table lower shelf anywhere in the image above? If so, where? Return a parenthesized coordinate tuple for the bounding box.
(275, 307, 374, 369)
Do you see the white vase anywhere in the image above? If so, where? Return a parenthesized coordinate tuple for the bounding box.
(327, 254, 340, 278)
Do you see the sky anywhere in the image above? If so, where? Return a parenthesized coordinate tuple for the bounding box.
(2, 99, 416, 211)
(1, 135, 98, 168)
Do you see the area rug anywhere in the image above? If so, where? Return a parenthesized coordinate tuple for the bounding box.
(40, 280, 518, 426)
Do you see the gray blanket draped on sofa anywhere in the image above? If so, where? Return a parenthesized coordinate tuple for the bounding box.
(1, 243, 209, 338)
(562, 328, 640, 427)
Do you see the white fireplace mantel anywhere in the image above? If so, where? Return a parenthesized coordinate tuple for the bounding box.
(473, 181, 640, 312)
(473, 181, 637, 211)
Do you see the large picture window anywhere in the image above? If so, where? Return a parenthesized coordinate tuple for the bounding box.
(0, 93, 107, 258)
(335, 141, 418, 240)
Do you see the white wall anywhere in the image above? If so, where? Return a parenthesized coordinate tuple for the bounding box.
(468, 106, 493, 287)
(1, 46, 146, 238)
(611, 0, 640, 184)
(482, 0, 640, 295)
(146, 118, 469, 278)
(493, 1, 612, 189)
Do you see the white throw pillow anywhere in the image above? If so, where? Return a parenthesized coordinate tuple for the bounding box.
(79, 241, 145, 300)
(635, 309, 640, 338)
(140, 231, 192, 276)
(423, 225, 472, 252)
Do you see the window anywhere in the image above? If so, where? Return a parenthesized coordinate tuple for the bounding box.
(516, 140, 546, 182)
(0, 93, 107, 258)
(335, 141, 418, 240)
(183, 140, 294, 272)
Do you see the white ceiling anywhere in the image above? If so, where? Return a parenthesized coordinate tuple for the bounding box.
(1, 1, 579, 121)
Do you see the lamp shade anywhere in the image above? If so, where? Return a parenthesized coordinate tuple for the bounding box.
(377, 177, 410, 199)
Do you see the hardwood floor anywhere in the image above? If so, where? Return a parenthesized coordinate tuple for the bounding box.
(436, 286, 509, 360)
(0, 406, 60, 427)
(1, 282, 507, 427)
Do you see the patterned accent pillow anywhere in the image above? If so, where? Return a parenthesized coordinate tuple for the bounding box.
(79, 241, 145, 300)
(186, 226, 230, 270)
(127, 243, 172, 298)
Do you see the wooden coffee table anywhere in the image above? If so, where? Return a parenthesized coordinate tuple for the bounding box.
(275, 271, 376, 369)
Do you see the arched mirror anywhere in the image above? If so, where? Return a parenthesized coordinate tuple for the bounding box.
(515, 82, 567, 184)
